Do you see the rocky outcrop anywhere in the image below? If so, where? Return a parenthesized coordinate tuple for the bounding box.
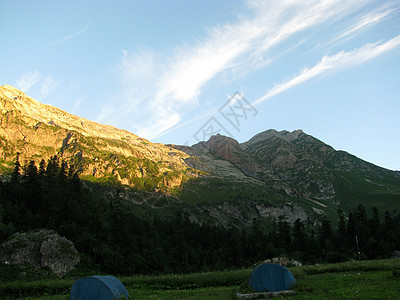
(262, 257, 302, 267)
(194, 201, 308, 227)
(0, 229, 80, 276)
(190, 134, 263, 177)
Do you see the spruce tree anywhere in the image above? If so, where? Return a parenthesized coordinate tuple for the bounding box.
(11, 153, 21, 184)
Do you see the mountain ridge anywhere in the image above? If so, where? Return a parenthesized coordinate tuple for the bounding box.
(0, 84, 194, 190)
(1, 84, 399, 226)
(1, 84, 144, 140)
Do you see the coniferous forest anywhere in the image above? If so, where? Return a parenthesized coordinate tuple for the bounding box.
(1, 156, 400, 275)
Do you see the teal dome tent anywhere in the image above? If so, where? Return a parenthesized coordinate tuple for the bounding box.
(249, 263, 296, 292)
(70, 275, 129, 300)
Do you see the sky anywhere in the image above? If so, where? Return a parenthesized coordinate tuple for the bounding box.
(0, 0, 399, 170)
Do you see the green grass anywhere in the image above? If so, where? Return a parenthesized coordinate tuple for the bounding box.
(332, 171, 400, 212)
(128, 286, 236, 299)
(178, 177, 286, 207)
(294, 270, 399, 299)
(1, 259, 399, 299)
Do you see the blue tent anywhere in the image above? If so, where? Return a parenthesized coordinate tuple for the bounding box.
(70, 275, 130, 300)
(248, 263, 296, 292)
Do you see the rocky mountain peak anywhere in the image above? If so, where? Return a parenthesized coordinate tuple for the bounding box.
(0, 85, 145, 142)
(181, 134, 262, 177)
(0, 84, 25, 99)
(241, 129, 304, 150)
(183, 134, 236, 156)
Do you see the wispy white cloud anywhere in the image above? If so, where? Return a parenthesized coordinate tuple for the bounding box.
(41, 76, 58, 98)
(95, 103, 114, 124)
(53, 24, 89, 45)
(71, 97, 84, 114)
(156, 0, 369, 102)
(253, 34, 400, 106)
(15, 71, 41, 92)
(137, 109, 181, 139)
(113, 0, 394, 140)
(331, 3, 399, 44)
(119, 49, 158, 107)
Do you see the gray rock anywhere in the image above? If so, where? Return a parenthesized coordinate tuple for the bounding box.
(391, 250, 400, 259)
(0, 229, 79, 276)
(262, 257, 302, 267)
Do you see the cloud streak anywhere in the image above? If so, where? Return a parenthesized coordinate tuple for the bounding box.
(331, 3, 399, 44)
(153, 0, 371, 103)
(253, 34, 400, 106)
(15, 71, 40, 93)
(53, 25, 89, 45)
(114, 0, 397, 140)
(41, 76, 58, 98)
(14, 71, 63, 104)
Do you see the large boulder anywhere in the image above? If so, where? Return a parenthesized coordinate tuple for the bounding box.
(0, 229, 79, 276)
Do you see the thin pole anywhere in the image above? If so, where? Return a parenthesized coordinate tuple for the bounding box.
(355, 235, 361, 262)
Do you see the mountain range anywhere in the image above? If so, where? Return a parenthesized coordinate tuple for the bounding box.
(1, 84, 399, 226)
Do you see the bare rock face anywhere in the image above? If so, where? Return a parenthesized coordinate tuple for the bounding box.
(0, 229, 79, 277)
(189, 134, 263, 177)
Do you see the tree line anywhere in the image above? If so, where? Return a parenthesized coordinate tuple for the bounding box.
(0, 156, 399, 275)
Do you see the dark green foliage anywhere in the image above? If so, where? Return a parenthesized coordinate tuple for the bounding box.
(11, 153, 21, 184)
(1, 155, 400, 277)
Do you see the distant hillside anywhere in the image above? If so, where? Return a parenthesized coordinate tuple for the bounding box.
(1, 84, 399, 226)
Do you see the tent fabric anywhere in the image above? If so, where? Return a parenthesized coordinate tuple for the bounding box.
(248, 263, 296, 292)
(70, 275, 130, 300)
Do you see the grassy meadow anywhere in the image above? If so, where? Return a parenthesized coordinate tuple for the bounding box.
(0, 259, 399, 299)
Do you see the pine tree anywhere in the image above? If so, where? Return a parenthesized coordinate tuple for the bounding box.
(11, 153, 21, 184)
(46, 155, 60, 179)
(277, 215, 292, 253)
(370, 207, 381, 240)
(347, 212, 356, 248)
(229, 226, 244, 267)
(173, 211, 189, 271)
(25, 160, 38, 179)
(24, 160, 41, 213)
(68, 163, 81, 193)
(111, 190, 128, 253)
(10, 153, 24, 206)
(58, 160, 68, 182)
(355, 204, 369, 246)
(336, 209, 347, 252)
(293, 218, 306, 252)
(38, 159, 46, 176)
(319, 216, 333, 254)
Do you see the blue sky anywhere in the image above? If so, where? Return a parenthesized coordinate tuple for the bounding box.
(1, 0, 399, 170)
